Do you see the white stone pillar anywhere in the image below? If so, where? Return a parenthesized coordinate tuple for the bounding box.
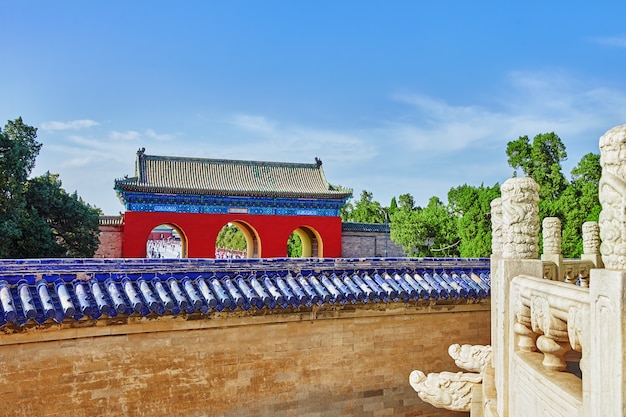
(589, 124, 626, 416)
(581, 221, 603, 269)
(494, 177, 542, 417)
(589, 269, 626, 417)
(541, 217, 563, 280)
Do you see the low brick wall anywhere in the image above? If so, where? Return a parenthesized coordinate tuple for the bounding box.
(95, 221, 123, 258)
(0, 301, 489, 417)
(341, 231, 405, 258)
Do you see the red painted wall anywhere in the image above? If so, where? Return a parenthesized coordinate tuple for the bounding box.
(122, 211, 343, 258)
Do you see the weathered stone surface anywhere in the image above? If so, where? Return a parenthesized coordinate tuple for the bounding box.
(599, 124, 626, 270)
(448, 343, 492, 373)
(409, 369, 482, 412)
(500, 177, 540, 260)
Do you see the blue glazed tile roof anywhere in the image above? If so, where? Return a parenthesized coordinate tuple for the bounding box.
(0, 258, 490, 327)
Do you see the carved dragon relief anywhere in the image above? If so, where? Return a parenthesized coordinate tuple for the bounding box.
(409, 344, 492, 412)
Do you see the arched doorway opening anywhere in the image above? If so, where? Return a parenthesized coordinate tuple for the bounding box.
(215, 221, 261, 258)
(146, 224, 187, 258)
(288, 226, 323, 258)
(287, 232, 302, 257)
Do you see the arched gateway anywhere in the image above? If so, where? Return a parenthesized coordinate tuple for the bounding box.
(114, 149, 352, 258)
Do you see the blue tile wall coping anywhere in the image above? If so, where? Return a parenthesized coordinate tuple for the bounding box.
(0, 258, 490, 327)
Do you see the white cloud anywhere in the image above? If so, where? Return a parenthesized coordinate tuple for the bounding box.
(231, 114, 277, 135)
(41, 119, 100, 130)
(33, 69, 626, 214)
(227, 113, 378, 164)
(110, 130, 141, 141)
(145, 129, 176, 142)
(592, 35, 626, 48)
(387, 70, 626, 158)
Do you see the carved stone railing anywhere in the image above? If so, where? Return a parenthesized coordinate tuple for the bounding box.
(511, 274, 589, 373)
(542, 259, 593, 287)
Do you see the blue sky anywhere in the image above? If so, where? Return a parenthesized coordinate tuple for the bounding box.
(2, 1, 626, 215)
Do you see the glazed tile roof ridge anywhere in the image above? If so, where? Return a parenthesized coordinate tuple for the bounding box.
(0, 258, 490, 328)
(114, 151, 352, 199)
(0, 257, 491, 275)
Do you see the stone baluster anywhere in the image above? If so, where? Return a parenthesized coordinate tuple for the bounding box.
(541, 217, 564, 281)
(530, 295, 571, 371)
(495, 176, 542, 417)
(512, 288, 537, 353)
(581, 221, 603, 271)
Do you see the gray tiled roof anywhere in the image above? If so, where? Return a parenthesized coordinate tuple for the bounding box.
(99, 215, 123, 226)
(115, 151, 352, 199)
(342, 222, 390, 233)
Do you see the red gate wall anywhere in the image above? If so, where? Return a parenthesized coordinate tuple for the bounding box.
(122, 211, 343, 258)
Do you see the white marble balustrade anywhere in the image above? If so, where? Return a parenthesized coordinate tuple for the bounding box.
(511, 274, 589, 373)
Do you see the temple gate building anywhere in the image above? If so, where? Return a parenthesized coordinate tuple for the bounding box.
(113, 149, 352, 258)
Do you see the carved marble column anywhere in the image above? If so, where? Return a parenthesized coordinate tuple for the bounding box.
(541, 217, 563, 281)
(491, 197, 503, 257)
(495, 177, 543, 417)
(501, 177, 540, 260)
(490, 197, 502, 371)
(590, 124, 626, 417)
(581, 221, 603, 270)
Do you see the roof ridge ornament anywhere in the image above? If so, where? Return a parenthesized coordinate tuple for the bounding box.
(315, 157, 322, 167)
(137, 147, 146, 156)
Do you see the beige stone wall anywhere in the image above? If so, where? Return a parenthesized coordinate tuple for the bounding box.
(0, 302, 489, 417)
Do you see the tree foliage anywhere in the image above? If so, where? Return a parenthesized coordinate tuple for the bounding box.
(506, 132, 600, 257)
(0, 118, 101, 258)
(448, 183, 500, 257)
(506, 132, 568, 200)
(390, 196, 459, 257)
(216, 224, 247, 250)
(341, 190, 386, 223)
(349, 131, 599, 259)
(215, 224, 303, 257)
(287, 232, 303, 257)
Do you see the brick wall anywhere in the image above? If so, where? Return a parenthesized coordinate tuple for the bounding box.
(0, 302, 489, 417)
(342, 231, 405, 258)
(94, 225, 123, 258)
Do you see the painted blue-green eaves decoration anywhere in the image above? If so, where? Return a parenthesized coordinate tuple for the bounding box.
(122, 192, 346, 216)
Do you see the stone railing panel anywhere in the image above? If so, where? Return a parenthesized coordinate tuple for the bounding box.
(511, 275, 590, 372)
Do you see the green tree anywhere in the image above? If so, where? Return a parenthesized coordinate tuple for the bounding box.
(506, 132, 568, 201)
(20, 173, 101, 257)
(397, 193, 415, 210)
(557, 153, 601, 256)
(0, 117, 41, 257)
(287, 232, 303, 257)
(388, 196, 398, 218)
(506, 132, 600, 257)
(390, 196, 459, 257)
(0, 118, 100, 258)
(342, 190, 385, 223)
(216, 224, 247, 250)
(447, 183, 500, 257)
